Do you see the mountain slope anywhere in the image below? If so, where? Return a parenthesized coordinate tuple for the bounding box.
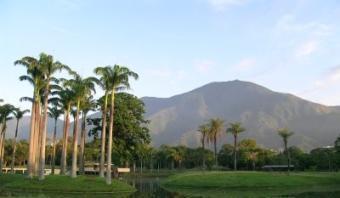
(142, 80, 340, 151)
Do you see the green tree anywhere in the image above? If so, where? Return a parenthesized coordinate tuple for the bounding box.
(11, 108, 30, 173)
(94, 65, 138, 184)
(227, 122, 246, 170)
(278, 128, 294, 173)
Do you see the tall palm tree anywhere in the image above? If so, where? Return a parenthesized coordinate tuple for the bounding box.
(278, 128, 294, 173)
(94, 65, 138, 184)
(11, 108, 30, 173)
(64, 75, 97, 178)
(94, 66, 111, 178)
(208, 118, 224, 167)
(227, 122, 246, 171)
(79, 97, 96, 175)
(0, 104, 15, 174)
(38, 53, 70, 180)
(198, 123, 209, 169)
(15, 53, 70, 179)
(58, 88, 74, 175)
(15, 56, 44, 178)
(48, 104, 62, 175)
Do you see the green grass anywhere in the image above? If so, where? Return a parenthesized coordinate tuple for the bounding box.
(161, 171, 340, 197)
(0, 174, 136, 195)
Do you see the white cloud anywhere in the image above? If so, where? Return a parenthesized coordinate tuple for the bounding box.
(295, 40, 318, 57)
(234, 58, 256, 71)
(194, 59, 215, 73)
(207, 0, 247, 10)
(304, 65, 340, 92)
(275, 14, 333, 36)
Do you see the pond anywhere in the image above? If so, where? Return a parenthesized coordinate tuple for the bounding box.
(1, 175, 340, 197)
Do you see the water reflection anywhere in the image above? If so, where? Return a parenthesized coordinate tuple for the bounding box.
(125, 176, 182, 198)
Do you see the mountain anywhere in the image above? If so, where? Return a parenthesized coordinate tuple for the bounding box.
(4, 117, 64, 141)
(142, 80, 340, 151)
(4, 80, 340, 151)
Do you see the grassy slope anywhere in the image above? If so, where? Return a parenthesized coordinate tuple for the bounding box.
(162, 171, 340, 197)
(0, 174, 135, 194)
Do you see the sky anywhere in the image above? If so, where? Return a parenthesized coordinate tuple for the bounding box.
(1, 0, 340, 110)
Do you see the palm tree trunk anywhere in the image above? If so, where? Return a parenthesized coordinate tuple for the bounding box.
(61, 107, 70, 175)
(286, 143, 290, 173)
(34, 103, 41, 176)
(106, 92, 115, 185)
(71, 101, 81, 178)
(39, 84, 50, 180)
(79, 113, 86, 175)
(202, 134, 206, 169)
(51, 118, 57, 175)
(214, 136, 217, 166)
(100, 93, 108, 178)
(11, 119, 20, 173)
(27, 100, 36, 178)
(0, 122, 6, 174)
(234, 135, 237, 171)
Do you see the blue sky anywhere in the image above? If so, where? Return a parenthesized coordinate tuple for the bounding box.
(1, 0, 340, 109)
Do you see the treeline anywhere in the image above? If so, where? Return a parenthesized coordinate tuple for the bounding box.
(0, 53, 144, 185)
(2, 136, 340, 172)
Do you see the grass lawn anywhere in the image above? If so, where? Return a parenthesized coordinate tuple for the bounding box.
(161, 171, 340, 197)
(0, 174, 136, 196)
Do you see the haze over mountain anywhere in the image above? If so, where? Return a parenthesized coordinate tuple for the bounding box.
(142, 80, 340, 151)
(4, 80, 340, 151)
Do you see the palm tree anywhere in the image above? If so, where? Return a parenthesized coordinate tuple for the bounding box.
(245, 151, 258, 170)
(48, 104, 62, 175)
(227, 122, 246, 171)
(94, 66, 111, 178)
(278, 128, 294, 173)
(37, 53, 70, 180)
(58, 88, 74, 175)
(198, 123, 209, 169)
(64, 75, 97, 178)
(0, 104, 15, 174)
(11, 108, 30, 173)
(15, 53, 70, 179)
(79, 97, 96, 175)
(94, 65, 138, 184)
(15, 56, 44, 178)
(208, 118, 224, 167)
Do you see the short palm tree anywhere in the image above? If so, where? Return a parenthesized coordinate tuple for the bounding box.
(94, 65, 138, 184)
(0, 104, 15, 174)
(208, 118, 224, 167)
(10, 108, 30, 173)
(198, 123, 209, 169)
(48, 104, 62, 175)
(278, 128, 294, 173)
(227, 122, 246, 170)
